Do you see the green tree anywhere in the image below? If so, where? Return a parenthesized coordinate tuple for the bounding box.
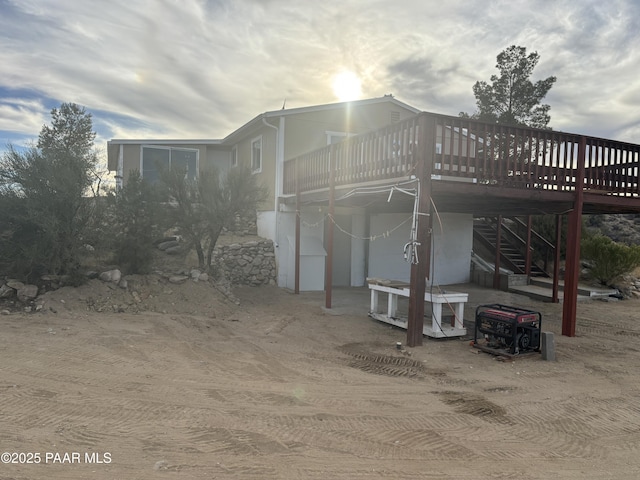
(462, 45, 556, 129)
(0, 103, 98, 282)
(162, 166, 268, 271)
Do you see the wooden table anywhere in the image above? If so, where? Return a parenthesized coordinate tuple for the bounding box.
(368, 282, 468, 338)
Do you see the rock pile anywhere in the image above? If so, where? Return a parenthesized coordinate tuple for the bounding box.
(211, 240, 276, 286)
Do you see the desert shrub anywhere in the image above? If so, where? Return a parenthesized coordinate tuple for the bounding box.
(581, 235, 640, 285)
(161, 165, 268, 270)
(109, 171, 161, 274)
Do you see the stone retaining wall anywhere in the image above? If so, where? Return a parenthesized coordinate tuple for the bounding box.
(212, 240, 276, 286)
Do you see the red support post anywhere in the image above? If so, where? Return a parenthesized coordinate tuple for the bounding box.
(325, 145, 336, 309)
(295, 159, 301, 294)
(406, 114, 434, 348)
(562, 137, 586, 336)
(493, 215, 503, 289)
(525, 215, 532, 277)
(552, 214, 562, 303)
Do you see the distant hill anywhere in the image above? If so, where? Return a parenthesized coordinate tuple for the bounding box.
(586, 214, 640, 245)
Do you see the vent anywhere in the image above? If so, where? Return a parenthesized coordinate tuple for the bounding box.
(390, 110, 400, 123)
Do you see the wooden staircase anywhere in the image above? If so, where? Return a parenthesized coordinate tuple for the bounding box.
(473, 218, 549, 277)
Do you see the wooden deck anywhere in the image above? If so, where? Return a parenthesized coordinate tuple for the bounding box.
(282, 111, 640, 346)
(283, 112, 640, 215)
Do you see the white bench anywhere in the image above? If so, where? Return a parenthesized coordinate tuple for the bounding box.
(368, 282, 468, 338)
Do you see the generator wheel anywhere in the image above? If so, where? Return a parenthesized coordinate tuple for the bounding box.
(518, 332, 530, 351)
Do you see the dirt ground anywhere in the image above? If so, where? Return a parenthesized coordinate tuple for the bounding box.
(1, 278, 640, 479)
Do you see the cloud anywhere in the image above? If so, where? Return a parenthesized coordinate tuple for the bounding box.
(0, 0, 638, 151)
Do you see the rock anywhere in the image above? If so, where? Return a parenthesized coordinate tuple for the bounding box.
(164, 246, 183, 255)
(157, 240, 179, 251)
(169, 275, 188, 284)
(0, 309, 10, 315)
(6, 279, 24, 290)
(198, 273, 209, 282)
(190, 269, 202, 280)
(0, 284, 15, 299)
(118, 278, 128, 289)
(99, 269, 122, 283)
(17, 284, 39, 303)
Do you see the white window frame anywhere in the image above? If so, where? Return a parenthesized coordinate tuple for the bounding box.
(140, 145, 199, 183)
(326, 130, 356, 145)
(251, 136, 262, 174)
(231, 145, 238, 168)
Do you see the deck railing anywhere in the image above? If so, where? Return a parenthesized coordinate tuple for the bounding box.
(282, 112, 640, 197)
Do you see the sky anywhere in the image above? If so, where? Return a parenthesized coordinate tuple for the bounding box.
(1, 0, 640, 164)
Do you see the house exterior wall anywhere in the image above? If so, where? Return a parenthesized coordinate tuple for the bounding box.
(282, 102, 418, 161)
(108, 98, 457, 292)
(368, 212, 473, 286)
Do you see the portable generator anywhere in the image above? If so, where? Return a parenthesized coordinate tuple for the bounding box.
(474, 304, 542, 355)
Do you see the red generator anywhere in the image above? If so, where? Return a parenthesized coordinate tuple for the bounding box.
(474, 304, 542, 355)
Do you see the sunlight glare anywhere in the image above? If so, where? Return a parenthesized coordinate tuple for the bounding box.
(332, 71, 362, 102)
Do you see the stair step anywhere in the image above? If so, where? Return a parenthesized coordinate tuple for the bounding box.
(529, 277, 617, 297)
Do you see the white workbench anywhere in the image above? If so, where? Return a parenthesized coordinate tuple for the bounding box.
(368, 282, 468, 338)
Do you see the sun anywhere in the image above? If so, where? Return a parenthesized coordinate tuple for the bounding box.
(332, 70, 362, 102)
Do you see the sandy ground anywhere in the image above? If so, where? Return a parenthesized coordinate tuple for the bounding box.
(1, 279, 640, 479)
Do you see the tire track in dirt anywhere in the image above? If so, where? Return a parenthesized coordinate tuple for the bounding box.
(337, 342, 448, 380)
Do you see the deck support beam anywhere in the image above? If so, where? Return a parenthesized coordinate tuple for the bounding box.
(562, 136, 586, 336)
(294, 158, 301, 294)
(552, 214, 562, 303)
(325, 145, 336, 309)
(295, 191, 301, 294)
(407, 114, 435, 347)
(493, 215, 503, 289)
(525, 215, 532, 277)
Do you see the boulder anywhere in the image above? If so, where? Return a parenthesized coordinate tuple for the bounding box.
(17, 284, 39, 303)
(6, 279, 24, 290)
(99, 269, 122, 283)
(157, 240, 179, 251)
(0, 284, 15, 299)
(169, 275, 188, 284)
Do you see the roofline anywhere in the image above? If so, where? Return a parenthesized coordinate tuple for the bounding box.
(222, 95, 421, 144)
(107, 96, 422, 147)
(107, 139, 223, 146)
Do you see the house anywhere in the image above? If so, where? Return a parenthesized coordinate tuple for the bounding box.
(108, 96, 640, 345)
(107, 96, 474, 291)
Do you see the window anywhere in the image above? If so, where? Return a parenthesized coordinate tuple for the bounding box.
(141, 146, 198, 184)
(251, 136, 262, 173)
(326, 131, 356, 145)
(231, 145, 238, 167)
